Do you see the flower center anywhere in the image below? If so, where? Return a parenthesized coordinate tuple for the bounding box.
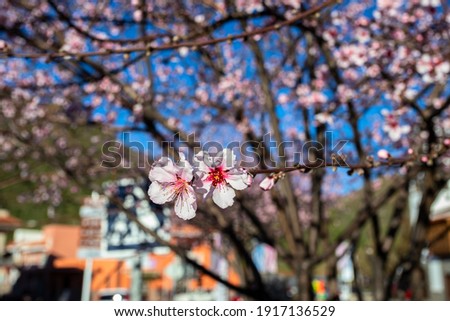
(208, 167, 226, 187)
(386, 115, 399, 128)
(174, 177, 188, 194)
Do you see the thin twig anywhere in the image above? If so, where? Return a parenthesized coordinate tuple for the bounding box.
(0, 0, 337, 60)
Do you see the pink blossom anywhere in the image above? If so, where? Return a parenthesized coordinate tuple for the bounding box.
(282, 71, 298, 88)
(194, 15, 205, 24)
(323, 28, 338, 46)
(0, 40, 8, 51)
(179, 47, 189, 57)
(60, 30, 86, 53)
(133, 103, 143, 118)
(381, 109, 410, 141)
(148, 156, 197, 220)
(355, 28, 370, 43)
(259, 177, 275, 191)
(377, 149, 391, 159)
(107, 111, 117, 123)
(195, 149, 251, 209)
(91, 96, 103, 107)
(312, 79, 325, 90)
(309, 91, 327, 105)
(377, 0, 401, 10)
(337, 84, 355, 102)
(84, 83, 96, 93)
(315, 112, 334, 125)
(376, 0, 402, 16)
(195, 88, 209, 103)
(416, 54, 450, 83)
(367, 65, 381, 78)
(335, 44, 367, 69)
(277, 93, 289, 104)
(236, 0, 263, 13)
(281, 0, 301, 9)
(133, 10, 143, 22)
(420, 0, 440, 7)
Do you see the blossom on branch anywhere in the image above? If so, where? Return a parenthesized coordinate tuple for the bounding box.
(377, 149, 391, 159)
(416, 54, 449, 83)
(381, 109, 410, 142)
(195, 149, 252, 209)
(148, 156, 197, 220)
(259, 177, 276, 191)
(147, 149, 253, 218)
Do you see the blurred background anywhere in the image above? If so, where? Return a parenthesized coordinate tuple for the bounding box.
(0, 0, 449, 300)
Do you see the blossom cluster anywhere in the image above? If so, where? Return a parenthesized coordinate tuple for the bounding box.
(147, 149, 253, 220)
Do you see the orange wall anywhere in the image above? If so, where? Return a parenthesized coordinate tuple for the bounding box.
(54, 258, 130, 292)
(43, 224, 80, 258)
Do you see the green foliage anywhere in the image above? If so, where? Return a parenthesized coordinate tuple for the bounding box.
(328, 179, 411, 281)
(0, 168, 87, 227)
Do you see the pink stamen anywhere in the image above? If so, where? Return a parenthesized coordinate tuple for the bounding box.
(173, 176, 188, 194)
(207, 167, 227, 187)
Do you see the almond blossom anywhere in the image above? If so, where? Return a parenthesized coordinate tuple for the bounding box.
(195, 149, 252, 209)
(259, 172, 285, 191)
(416, 54, 450, 83)
(335, 44, 368, 69)
(315, 112, 334, 126)
(377, 0, 401, 10)
(148, 156, 197, 220)
(420, 0, 440, 7)
(381, 109, 410, 142)
(0, 40, 8, 51)
(60, 30, 86, 53)
(259, 177, 276, 191)
(377, 149, 391, 159)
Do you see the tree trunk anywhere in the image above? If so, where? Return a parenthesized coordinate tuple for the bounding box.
(372, 256, 384, 300)
(297, 264, 314, 301)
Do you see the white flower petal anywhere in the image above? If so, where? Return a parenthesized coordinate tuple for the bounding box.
(315, 113, 333, 125)
(212, 184, 236, 209)
(259, 177, 275, 190)
(193, 150, 204, 162)
(226, 171, 250, 190)
(442, 62, 450, 73)
(174, 187, 197, 220)
(219, 148, 237, 170)
(388, 128, 402, 141)
(401, 125, 411, 134)
(149, 167, 176, 183)
(431, 0, 440, 7)
(178, 159, 194, 182)
(149, 158, 178, 183)
(416, 62, 429, 75)
(377, 149, 390, 160)
(196, 177, 213, 197)
(148, 182, 176, 204)
(194, 151, 214, 173)
(198, 161, 212, 173)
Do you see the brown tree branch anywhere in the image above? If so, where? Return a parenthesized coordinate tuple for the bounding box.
(1, 0, 338, 60)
